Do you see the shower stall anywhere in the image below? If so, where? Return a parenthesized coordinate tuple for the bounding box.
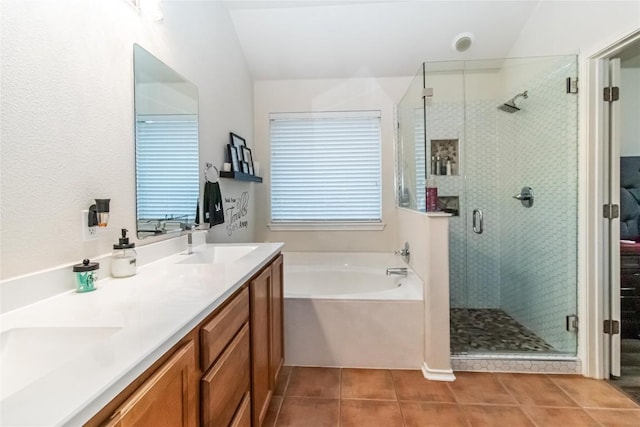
(398, 56, 579, 370)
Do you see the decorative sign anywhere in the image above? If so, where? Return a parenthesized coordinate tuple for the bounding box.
(225, 191, 250, 236)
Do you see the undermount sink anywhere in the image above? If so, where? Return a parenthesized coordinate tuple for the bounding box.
(1, 326, 122, 400)
(176, 245, 258, 265)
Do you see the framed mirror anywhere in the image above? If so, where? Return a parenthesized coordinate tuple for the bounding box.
(133, 44, 200, 238)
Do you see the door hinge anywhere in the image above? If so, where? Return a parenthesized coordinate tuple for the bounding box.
(603, 86, 619, 102)
(604, 319, 620, 335)
(566, 77, 578, 94)
(603, 204, 619, 219)
(566, 315, 578, 332)
(422, 88, 433, 98)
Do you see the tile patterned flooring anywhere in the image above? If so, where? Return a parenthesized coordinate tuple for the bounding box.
(265, 366, 640, 426)
(450, 309, 554, 353)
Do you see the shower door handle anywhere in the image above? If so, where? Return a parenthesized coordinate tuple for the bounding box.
(472, 209, 484, 234)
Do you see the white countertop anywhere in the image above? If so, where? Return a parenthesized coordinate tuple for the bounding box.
(0, 242, 283, 427)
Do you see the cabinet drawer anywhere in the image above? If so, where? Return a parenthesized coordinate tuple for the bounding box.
(230, 392, 251, 427)
(201, 323, 250, 427)
(200, 287, 249, 370)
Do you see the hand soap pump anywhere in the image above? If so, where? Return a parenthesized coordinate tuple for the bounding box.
(111, 228, 137, 278)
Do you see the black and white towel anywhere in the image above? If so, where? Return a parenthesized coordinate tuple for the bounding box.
(199, 181, 225, 227)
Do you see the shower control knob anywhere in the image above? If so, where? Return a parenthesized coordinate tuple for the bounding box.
(512, 186, 534, 208)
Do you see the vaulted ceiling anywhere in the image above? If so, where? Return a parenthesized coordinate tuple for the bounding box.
(222, 0, 540, 80)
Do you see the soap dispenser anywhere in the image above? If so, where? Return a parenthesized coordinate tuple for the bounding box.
(111, 229, 137, 278)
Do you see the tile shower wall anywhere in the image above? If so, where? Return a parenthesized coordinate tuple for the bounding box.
(498, 57, 578, 353)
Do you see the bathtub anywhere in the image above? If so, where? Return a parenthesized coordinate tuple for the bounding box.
(283, 252, 424, 369)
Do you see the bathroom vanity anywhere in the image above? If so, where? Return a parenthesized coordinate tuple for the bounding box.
(0, 242, 283, 427)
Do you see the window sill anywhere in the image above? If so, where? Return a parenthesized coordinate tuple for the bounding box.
(268, 222, 386, 231)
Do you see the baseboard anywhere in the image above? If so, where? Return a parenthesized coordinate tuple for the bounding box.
(421, 361, 456, 382)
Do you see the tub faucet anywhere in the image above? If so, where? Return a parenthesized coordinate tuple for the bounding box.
(386, 267, 408, 276)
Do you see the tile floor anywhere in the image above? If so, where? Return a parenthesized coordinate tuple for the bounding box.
(450, 309, 555, 353)
(265, 366, 640, 426)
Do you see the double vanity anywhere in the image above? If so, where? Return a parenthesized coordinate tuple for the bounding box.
(0, 242, 284, 426)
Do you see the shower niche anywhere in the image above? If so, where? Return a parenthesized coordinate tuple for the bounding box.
(430, 139, 458, 176)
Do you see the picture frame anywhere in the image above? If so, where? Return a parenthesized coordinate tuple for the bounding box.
(242, 146, 254, 175)
(230, 132, 246, 162)
(227, 144, 240, 172)
(241, 161, 249, 174)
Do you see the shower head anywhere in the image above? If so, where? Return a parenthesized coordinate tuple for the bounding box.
(498, 90, 528, 113)
(498, 103, 520, 113)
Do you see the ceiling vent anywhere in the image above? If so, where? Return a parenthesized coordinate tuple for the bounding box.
(452, 32, 474, 52)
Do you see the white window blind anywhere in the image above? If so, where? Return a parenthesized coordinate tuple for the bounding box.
(135, 115, 199, 222)
(270, 111, 382, 223)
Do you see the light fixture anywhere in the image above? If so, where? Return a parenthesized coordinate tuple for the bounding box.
(452, 32, 474, 52)
(88, 199, 111, 228)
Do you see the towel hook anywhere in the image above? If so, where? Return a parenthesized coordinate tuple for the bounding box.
(204, 162, 219, 183)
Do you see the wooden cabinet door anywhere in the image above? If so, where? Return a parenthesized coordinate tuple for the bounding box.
(104, 341, 196, 427)
(250, 266, 272, 427)
(270, 254, 284, 387)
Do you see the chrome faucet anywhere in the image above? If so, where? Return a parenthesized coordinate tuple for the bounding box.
(386, 267, 408, 276)
(180, 222, 195, 255)
(186, 232, 193, 255)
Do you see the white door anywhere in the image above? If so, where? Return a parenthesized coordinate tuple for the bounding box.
(603, 57, 622, 377)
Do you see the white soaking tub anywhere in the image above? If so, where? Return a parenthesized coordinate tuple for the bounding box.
(283, 252, 424, 369)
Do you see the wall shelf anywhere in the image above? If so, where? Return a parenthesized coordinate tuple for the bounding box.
(220, 171, 263, 183)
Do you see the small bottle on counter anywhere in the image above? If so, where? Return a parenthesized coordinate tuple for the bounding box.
(425, 175, 438, 212)
(112, 229, 137, 278)
(446, 158, 452, 176)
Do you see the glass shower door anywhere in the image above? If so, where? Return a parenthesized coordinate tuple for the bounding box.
(465, 56, 579, 356)
(427, 56, 580, 357)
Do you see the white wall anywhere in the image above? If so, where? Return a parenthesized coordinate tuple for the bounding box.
(0, 0, 255, 280)
(621, 63, 640, 156)
(396, 209, 452, 378)
(508, 1, 640, 58)
(253, 77, 411, 252)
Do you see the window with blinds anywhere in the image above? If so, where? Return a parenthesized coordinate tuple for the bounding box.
(135, 115, 199, 223)
(270, 111, 382, 225)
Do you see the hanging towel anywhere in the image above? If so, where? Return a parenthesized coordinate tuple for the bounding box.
(199, 181, 225, 227)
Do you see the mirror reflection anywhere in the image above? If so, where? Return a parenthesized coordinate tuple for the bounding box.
(133, 44, 200, 238)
